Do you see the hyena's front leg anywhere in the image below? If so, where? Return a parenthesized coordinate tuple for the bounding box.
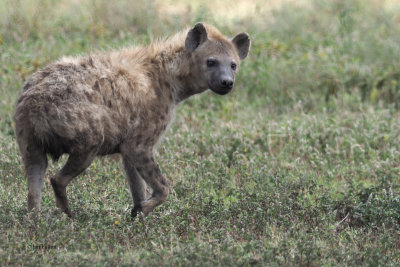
(123, 150, 169, 216)
(123, 158, 148, 217)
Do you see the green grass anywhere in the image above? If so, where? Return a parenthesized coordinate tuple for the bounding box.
(1, 0, 400, 265)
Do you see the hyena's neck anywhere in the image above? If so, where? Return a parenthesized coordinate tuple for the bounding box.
(157, 48, 207, 104)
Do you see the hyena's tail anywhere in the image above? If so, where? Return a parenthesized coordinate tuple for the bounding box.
(15, 91, 65, 162)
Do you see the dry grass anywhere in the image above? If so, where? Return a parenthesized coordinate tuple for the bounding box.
(1, 0, 400, 265)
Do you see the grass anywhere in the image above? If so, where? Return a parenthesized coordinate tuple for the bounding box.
(1, 0, 400, 265)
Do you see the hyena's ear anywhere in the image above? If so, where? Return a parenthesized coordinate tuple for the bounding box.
(185, 23, 208, 52)
(232, 32, 251, 60)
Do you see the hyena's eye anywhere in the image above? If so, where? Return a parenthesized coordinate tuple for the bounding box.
(206, 58, 217, 68)
(231, 62, 237, 71)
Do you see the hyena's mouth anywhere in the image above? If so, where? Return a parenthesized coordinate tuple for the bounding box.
(208, 81, 233, 95)
(209, 86, 233, 95)
(213, 88, 231, 95)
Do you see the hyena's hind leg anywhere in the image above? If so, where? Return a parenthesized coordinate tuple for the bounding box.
(123, 158, 149, 217)
(50, 151, 97, 217)
(21, 145, 48, 212)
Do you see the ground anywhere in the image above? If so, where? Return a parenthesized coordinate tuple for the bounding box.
(1, 0, 400, 265)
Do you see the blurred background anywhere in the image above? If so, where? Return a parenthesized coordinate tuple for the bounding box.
(1, 0, 400, 125)
(2, 1, 400, 265)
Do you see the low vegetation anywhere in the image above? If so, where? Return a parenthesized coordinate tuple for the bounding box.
(1, 0, 400, 265)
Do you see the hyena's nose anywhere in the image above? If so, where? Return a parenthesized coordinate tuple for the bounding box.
(220, 77, 234, 89)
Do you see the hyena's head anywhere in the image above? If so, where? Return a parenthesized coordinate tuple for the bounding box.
(185, 23, 251, 95)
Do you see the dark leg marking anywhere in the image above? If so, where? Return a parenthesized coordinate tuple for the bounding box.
(123, 157, 147, 218)
(123, 151, 169, 216)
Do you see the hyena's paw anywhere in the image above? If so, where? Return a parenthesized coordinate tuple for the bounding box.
(140, 198, 159, 216)
(54, 197, 74, 218)
(64, 208, 75, 218)
(27, 207, 41, 219)
(131, 205, 142, 218)
(140, 185, 169, 216)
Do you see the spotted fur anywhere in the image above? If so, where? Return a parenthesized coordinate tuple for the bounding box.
(14, 23, 250, 217)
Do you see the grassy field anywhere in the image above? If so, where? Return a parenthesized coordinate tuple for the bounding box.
(1, 0, 400, 265)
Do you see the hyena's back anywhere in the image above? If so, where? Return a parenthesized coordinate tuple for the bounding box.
(15, 57, 133, 161)
(15, 22, 251, 217)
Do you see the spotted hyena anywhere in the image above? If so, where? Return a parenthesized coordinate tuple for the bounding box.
(14, 23, 251, 218)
